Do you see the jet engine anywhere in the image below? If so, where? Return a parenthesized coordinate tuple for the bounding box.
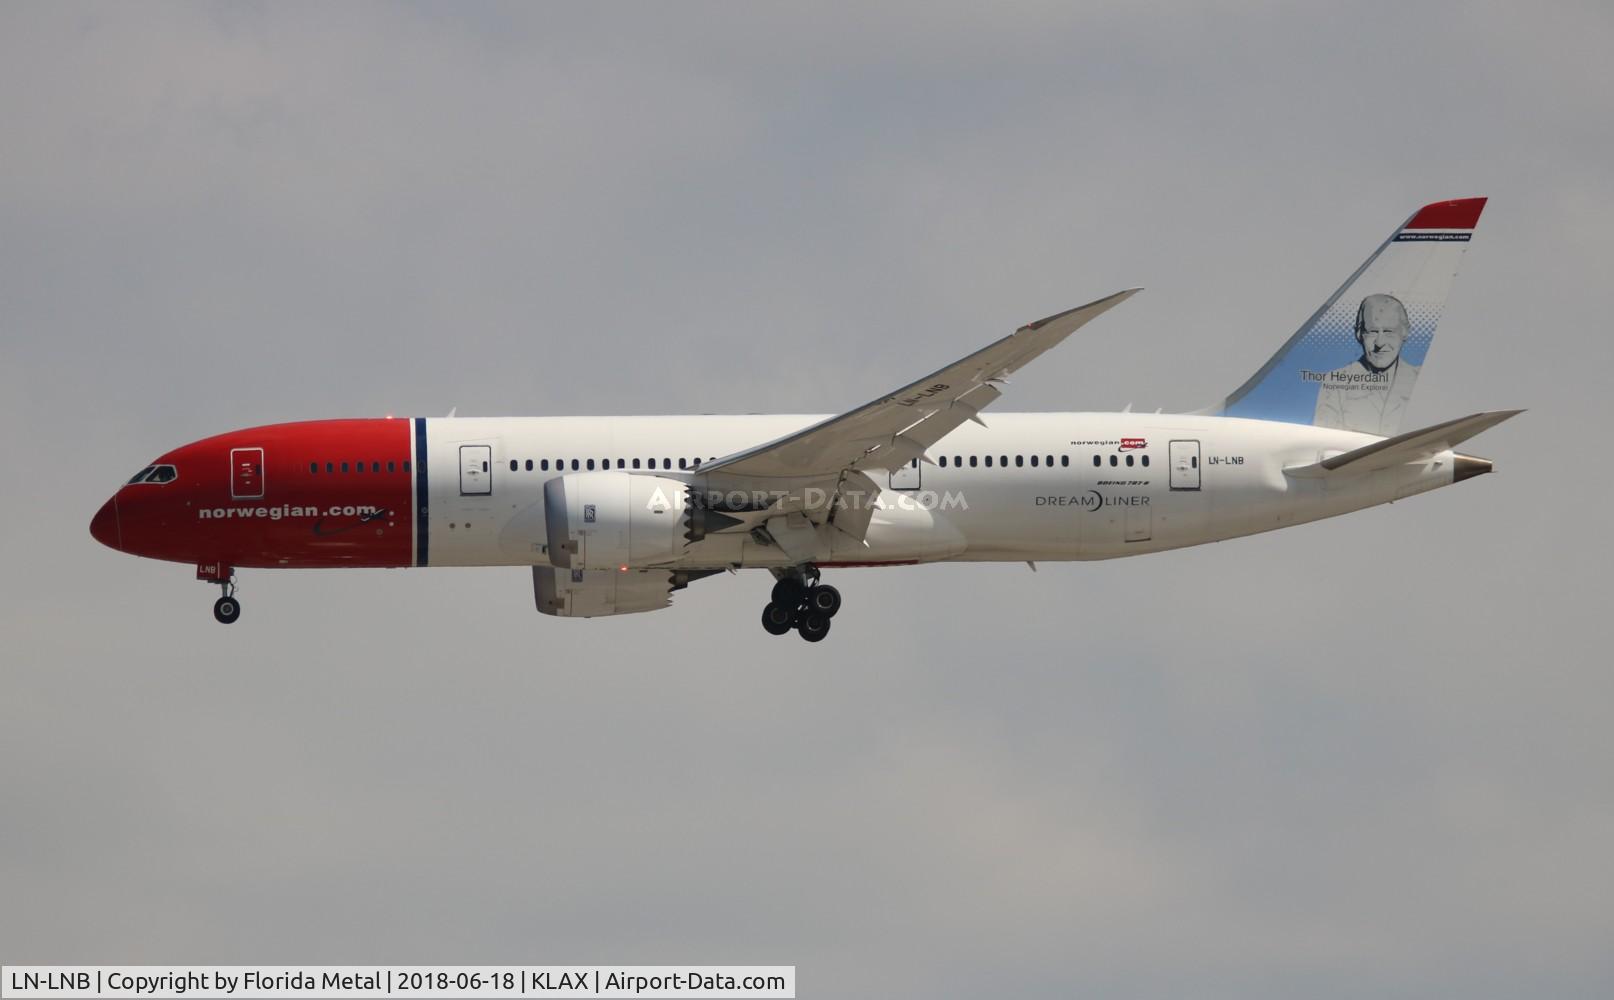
(543, 472, 691, 570)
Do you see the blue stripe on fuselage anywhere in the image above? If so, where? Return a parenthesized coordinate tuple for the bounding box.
(414, 418, 429, 567)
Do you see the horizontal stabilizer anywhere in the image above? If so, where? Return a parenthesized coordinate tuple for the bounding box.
(1285, 409, 1523, 478)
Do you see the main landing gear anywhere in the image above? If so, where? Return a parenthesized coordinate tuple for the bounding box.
(199, 563, 240, 624)
(761, 567, 841, 642)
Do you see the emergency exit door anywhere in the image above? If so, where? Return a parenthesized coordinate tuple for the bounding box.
(889, 457, 921, 490)
(1169, 440, 1201, 491)
(460, 445, 492, 495)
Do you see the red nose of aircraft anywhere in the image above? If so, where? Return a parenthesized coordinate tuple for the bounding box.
(90, 497, 121, 550)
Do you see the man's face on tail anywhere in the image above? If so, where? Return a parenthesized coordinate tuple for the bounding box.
(1356, 294, 1409, 371)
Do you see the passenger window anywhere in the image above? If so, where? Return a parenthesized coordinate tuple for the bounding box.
(1047, 455, 1054, 467)
(632, 458, 641, 469)
(616, 459, 625, 469)
(356, 461, 365, 474)
(587, 459, 595, 470)
(341, 462, 349, 473)
(679, 458, 687, 469)
(1031, 455, 1039, 467)
(1093, 455, 1101, 467)
(1015, 455, 1024, 467)
(1142, 455, 1150, 467)
(372, 462, 380, 473)
(1191, 456, 1198, 468)
(509, 460, 518, 472)
(1109, 455, 1118, 466)
(541, 460, 550, 471)
(388, 461, 397, 473)
(1000, 455, 1008, 467)
(327, 462, 335, 473)
(969, 456, 978, 468)
(1125, 455, 1134, 466)
(309, 462, 318, 474)
(571, 459, 579, 471)
(1061, 455, 1069, 467)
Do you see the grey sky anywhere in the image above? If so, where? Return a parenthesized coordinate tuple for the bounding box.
(2, 3, 1611, 997)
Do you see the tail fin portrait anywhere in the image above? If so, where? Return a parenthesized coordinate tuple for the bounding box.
(1217, 197, 1487, 436)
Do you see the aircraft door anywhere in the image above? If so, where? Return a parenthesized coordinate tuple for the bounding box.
(460, 445, 493, 495)
(1170, 440, 1201, 491)
(1125, 494, 1152, 542)
(230, 447, 264, 499)
(889, 457, 921, 490)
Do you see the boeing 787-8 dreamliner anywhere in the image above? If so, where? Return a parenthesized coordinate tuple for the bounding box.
(91, 198, 1516, 641)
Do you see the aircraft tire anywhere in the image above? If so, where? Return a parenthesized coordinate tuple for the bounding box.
(213, 596, 241, 625)
(771, 578, 806, 609)
(761, 603, 794, 636)
(798, 613, 831, 642)
(808, 584, 841, 618)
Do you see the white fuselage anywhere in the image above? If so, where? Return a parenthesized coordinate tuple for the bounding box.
(419, 413, 1455, 569)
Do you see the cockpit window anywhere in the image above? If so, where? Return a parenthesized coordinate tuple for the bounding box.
(127, 466, 155, 484)
(142, 465, 178, 484)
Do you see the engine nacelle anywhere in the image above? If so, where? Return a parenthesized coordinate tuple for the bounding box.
(543, 472, 689, 570)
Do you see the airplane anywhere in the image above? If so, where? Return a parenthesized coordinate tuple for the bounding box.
(90, 198, 1517, 641)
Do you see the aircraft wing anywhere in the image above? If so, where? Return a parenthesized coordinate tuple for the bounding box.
(701, 288, 1141, 482)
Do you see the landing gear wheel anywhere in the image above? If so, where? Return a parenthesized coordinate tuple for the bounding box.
(213, 595, 241, 624)
(798, 613, 831, 642)
(771, 578, 807, 610)
(807, 584, 841, 618)
(761, 602, 794, 636)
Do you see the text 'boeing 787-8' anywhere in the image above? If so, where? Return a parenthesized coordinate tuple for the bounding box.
(92, 198, 1517, 641)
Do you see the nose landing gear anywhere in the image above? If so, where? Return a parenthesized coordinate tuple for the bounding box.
(213, 589, 241, 625)
(761, 567, 840, 641)
(198, 563, 240, 624)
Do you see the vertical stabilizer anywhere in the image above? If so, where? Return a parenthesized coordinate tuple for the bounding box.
(1217, 198, 1486, 436)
